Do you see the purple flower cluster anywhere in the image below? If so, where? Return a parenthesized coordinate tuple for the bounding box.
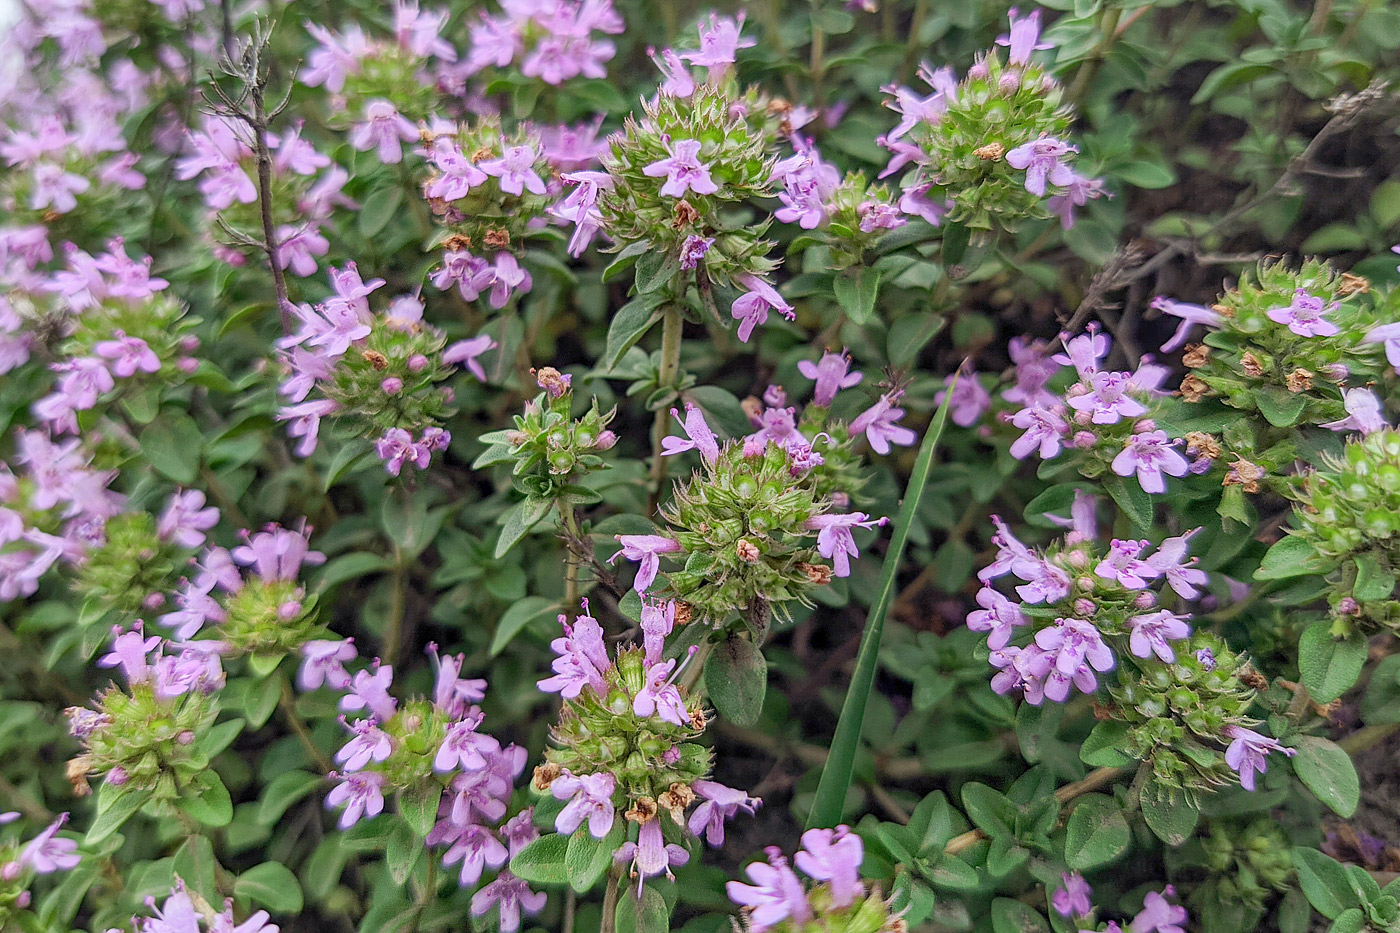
(726, 826, 866, 932)
(1002, 328, 1199, 494)
(0, 430, 122, 601)
(0, 811, 82, 911)
(459, 0, 624, 86)
(160, 522, 322, 641)
(307, 638, 542, 930)
(1050, 873, 1190, 933)
(28, 239, 190, 433)
(275, 263, 495, 472)
(97, 624, 227, 699)
(537, 599, 759, 890)
(973, 509, 1205, 705)
(133, 881, 279, 933)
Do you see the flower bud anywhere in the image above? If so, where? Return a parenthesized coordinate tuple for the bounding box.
(407, 354, 429, 373)
(381, 377, 403, 394)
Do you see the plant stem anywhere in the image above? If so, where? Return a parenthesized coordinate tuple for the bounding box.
(808, 1, 826, 115)
(382, 557, 408, 668)
(600, 866, 623, 933)
(1065, 7, 1123, 106)
(562, 890, 577, 933)
(647, 305, 684, 513)
(678, 638, 715, 694)
(280, 677, 334, 774)
(559, 501, 583, 608)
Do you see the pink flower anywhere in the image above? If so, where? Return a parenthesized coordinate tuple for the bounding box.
(157, 490, 219, 548)
(424, 139, 487, 201)
(1127, 610, 1191, 663)
(19, 814, 80, 874)
(1111, 429, 1189, 494)
(794, 826, 864, 907)
(688, 780, 760, 847)
(797, 349, 862, 406)
(29, 162, 90, 213)
(326, 771, 385, 828)
(94, 331, 160, 378)
(996, 8, 1053, 65)
(614, 819, 690, 894)
(340, 664, 397, 721)
(1321, 388, 1386, 436)
(1005, 137, 1076, 197)
(1265, 288, 1339, 338)
(551, 770, 616, 838)
(538, 607, 611, 697)
(803, 512, 888, 577)
(1033, 617, 1115, 702)
(660, 401, 721, 464)
(643, 138, 718, 198)
(726, 848, 812, 931)
(479, 144, 547, 197)
(610, 534, 683, 594)
(1052, 872, 1093, 918)
(350, 101, 418, 165)
(1223, 727, 1295, 791)
(443, 334, 496, 381)
(967, 586, 1027, 650)
(278, 399, 338, 457)
(470, 872, 546, 933)
(850, 392, 916, 455)
(731, 274, 794, 343)
(1150, 296, 1223, 353)
(298, 638, 356, 691)
(679, 12, 754, 70)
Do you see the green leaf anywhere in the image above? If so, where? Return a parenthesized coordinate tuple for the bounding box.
(358, 186, 404, 238)
(399, 782, 443, 838)
(85, 783, 151, 845)
(806, 388, 954, 830)
(139, 413, 203, 484)
(1255, 385, 1308, 428)
(235, 861, 304, 914)
(315, 552, 393, 591)
(833, 267, 881, 325)
(604, 296, 663, 369)
(1353, 553, 1395, 602)
(1291, 735, 1359, 817)
(991, 898, 1050, 933)
(1103, 473, 1153, 533)
(509, 833, 571, 886)
(634, 248, 680, 294)
(386, 821, 420, 886)
(256, 770, 322, 827)
(1329, 907, 1367, 933)
(1191, 62, 1275, 104)
(927, 855, 980, 891)
(1080, 721, 1134, 767)
(960, 783, 1014, 839)
(1298, 621, 1367, 704)
(491, 596, 558, 656)
(1293, 847, 1358, 919)
(173, 835, 221, 904)
(941, 223, 971, 266)
(565, 821, 625, 893)
(1064, 795, 1131, 870)
(704, 635, 767, 728)
(1115, 160, 1177, 189)
(615, 884, 670, 933)
(1140, 779, 1199, 846)
(1255, 535, 1324, 581)
(176, 771, 233, 828)
(495, 496, 552, 559)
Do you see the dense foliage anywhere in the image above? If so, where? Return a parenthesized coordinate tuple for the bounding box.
(2, 1, 1400, 933)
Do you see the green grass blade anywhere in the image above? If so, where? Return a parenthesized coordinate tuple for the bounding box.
(806, 387, 955, 830)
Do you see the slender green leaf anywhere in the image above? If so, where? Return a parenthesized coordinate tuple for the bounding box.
(806, 388, 955, 829)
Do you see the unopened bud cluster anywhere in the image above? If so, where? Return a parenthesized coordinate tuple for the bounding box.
(1168, 817, 1293, 912)
(881, 11, 1101, 232)
(1108, 633, 1256, 793)
(473, 370, 616, 498)
(1291, 429, 1400, 626)
(594, 80, 782, 289)
(1156, 261, 1392, 442)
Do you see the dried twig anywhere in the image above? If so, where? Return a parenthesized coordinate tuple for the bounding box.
(201, 19, 299, 334)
